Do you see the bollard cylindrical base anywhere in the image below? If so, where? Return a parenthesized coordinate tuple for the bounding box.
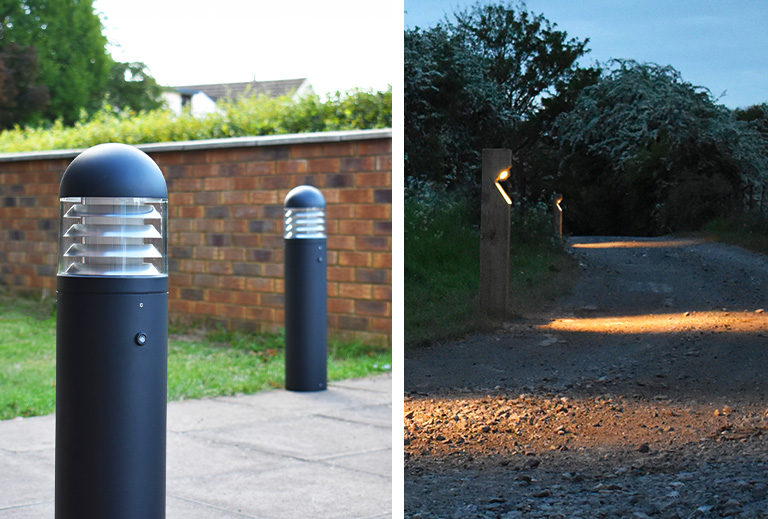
(55, 281, 167, 519)
(284, 238, 327, 391)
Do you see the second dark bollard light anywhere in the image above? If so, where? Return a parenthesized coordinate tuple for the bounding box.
(283, 185, 327, 392)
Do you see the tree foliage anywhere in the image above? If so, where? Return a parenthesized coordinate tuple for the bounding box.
(405, 24, 495, 188)
(1, 0, 111, 124)
(0, 43, 49, 128)
(104, 61, 163, 113)
(405, 1, 594, 191)
(452, 4, 590, 122)
(554, 61, 768, 234)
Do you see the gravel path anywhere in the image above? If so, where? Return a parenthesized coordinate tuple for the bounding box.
(405, 236, 768, 518)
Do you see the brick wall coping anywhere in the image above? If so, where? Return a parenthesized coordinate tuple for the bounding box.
(0, 128, 393, 163)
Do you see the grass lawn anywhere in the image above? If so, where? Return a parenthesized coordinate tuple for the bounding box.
(0, 292, 391, 421)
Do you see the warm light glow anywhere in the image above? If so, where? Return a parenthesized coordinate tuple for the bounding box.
(494, 181, 513, 205)
(540, 311, 767, 334)
(494, 168, 513, 205)
(571, 238, 708, 249)
(404, 392, 756, 462)
(554, 195, 563, 211)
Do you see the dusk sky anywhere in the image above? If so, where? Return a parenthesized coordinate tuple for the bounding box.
(404, 0, 768, 109)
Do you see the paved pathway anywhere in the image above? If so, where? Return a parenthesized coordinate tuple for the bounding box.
(0, 374, 392, 518)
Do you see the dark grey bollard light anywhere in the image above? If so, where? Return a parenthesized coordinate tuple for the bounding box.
(283, 185, 327, 391)
(55, 143, 168, 519)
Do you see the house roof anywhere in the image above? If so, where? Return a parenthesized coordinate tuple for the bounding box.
(172, 78, 309, 101)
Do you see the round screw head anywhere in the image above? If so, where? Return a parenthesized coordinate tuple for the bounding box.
(135, 332, 148, 346)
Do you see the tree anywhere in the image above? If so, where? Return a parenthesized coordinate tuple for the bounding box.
(404, 1, 594, 195)
(104, 61, 163, 113)
(451, 3, 590, 131)
(1, 0, 110, 124)
(0, 43, 49, 129)
(554, 60, 768, 234)
(405, 24, 497, 188)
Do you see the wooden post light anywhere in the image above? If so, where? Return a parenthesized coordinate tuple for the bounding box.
(553, 193, 563, 239)
(479, 149, 512, 320)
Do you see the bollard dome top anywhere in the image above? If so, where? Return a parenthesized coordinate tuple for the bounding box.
(59, 143, 167, 198)
(284, 185, 325, 209)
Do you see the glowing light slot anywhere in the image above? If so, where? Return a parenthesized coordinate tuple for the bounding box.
(494, 168, 513, 205)
(284, 207, 326, 239)
(58, 197, 167, 277)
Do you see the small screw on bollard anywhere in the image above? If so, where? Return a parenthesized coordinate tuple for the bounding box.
(56, 143, 168, 519)
(283, 185, 327, 392)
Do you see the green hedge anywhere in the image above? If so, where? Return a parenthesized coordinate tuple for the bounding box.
(0, 88, 392, 152)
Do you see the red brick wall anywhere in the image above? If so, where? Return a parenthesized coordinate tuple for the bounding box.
(0, 130, 392, 345)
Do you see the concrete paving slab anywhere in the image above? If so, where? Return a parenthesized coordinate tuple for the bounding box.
(168, 459, 391, 519)
(331, 376, 392, 393)
(166, 398, 276, 433)
(166, 432, 285, 480)
(0, 415, 54, 453)
(190, 414, 390, 461)
(0, 501, 54, 518)
(221, 384, 390, 414)
(318, 402, 392, 428)
(0, 374, 392, 518)
(167, 496, 262, 519)
(320, 447, 393, 478)
(0, 450, 54, 509)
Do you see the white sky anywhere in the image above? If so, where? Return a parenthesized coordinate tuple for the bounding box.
(93, 0, 398, 96)
(405, 0, 768, 109)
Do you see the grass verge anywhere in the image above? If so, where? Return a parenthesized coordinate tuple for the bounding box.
(404, 195, 482, 347)
(0, 292, 391, 420)
(703, 213, 768, 255)
(405, 191, 578, 348)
